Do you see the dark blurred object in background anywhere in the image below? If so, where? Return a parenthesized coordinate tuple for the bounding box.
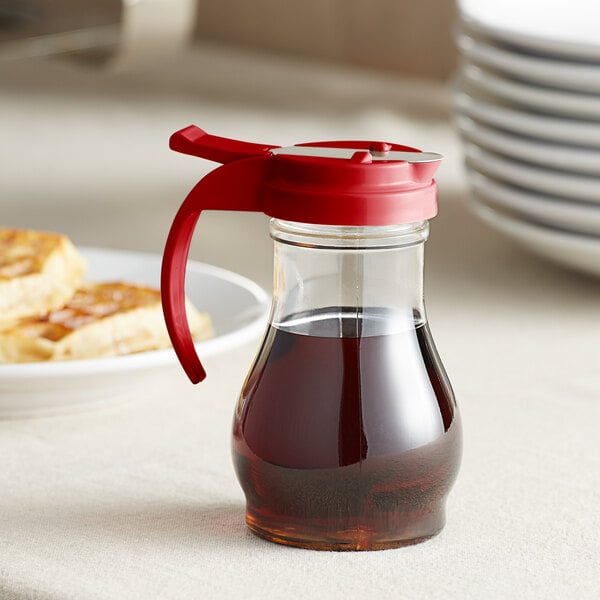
(0, 0, 197, 66)
(0, 0, 121, 60)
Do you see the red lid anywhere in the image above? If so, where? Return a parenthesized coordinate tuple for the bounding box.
(264, 141, 441, 226)
(168, 126, 442, 226)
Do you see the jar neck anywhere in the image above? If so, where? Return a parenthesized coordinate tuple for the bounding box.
(269, 219, 428, 334)
(270, 219, 429, 249)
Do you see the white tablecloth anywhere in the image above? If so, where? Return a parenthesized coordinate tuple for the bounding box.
(0, 46, 598, 600)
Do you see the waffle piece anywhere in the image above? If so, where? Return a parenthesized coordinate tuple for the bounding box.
(0, 228, 87, 327)
(0, 282, 212, 362)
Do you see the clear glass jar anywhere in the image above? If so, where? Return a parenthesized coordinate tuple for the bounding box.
(232, 219, 462, 551)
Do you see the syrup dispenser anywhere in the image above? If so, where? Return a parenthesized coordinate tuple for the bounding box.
(162, 125, 461, 550)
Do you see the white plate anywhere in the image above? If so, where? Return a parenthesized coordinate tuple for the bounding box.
(459, 0, 600, 62)
(466, 169, 600, 236)
(0, 248, 270, 418)
(453, 92, 600, 149)
(464, 144, 600, 204)
(461, 65, 600, 120)
(458, 33, 600, 94)
(469, 201, 600, 277)
(456, 114, 600, 176)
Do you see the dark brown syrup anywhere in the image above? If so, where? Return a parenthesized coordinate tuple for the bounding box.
(232, 307, 461, 550)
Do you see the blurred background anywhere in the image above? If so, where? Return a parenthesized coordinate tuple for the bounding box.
(1, 2, 599, 598)
(2, 0, 600, 284)
(1, 0, 599, 321)
(2, 0, 599, 364)
(0, 0, 461, 288)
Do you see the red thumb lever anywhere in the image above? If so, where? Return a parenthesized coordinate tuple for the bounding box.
(162, 128, 277, 383)
(170, 125, 279, 164)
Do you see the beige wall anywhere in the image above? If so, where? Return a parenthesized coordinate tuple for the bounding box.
(194, 0, 458, 80)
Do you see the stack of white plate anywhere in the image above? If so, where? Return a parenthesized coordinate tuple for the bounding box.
(454, 0, 600, 277)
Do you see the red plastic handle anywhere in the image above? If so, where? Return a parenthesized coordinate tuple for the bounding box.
(161, 149, 272, 383)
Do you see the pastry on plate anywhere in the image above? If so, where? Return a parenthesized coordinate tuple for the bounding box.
(0, 281, 213, 363)
(0, 228, 86, 327)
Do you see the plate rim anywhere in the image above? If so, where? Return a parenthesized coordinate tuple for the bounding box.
(464, 143, 600, 204)
(459, 0, 600, 61)
(453, 91, 600, 149)
(461, 65, 600, 120)
(466, 168, 600, 236)
(456, 113, 600, 176)
(0, 246, 270, 381)
(469, 200, 600, 250)
(458, 32, 600, 94)
(469, 200, 600, 277)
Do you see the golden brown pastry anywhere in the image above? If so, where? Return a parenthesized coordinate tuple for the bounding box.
(0, 228, 86, 327)
(0, 281, 213, 362)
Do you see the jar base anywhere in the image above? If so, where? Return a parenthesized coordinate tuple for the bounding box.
(245, 511, 444, 552)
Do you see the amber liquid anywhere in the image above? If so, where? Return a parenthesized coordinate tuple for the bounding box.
(232, 307, 461, 551)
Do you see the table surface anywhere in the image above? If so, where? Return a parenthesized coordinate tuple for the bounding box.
(1, 45, 599, 600)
